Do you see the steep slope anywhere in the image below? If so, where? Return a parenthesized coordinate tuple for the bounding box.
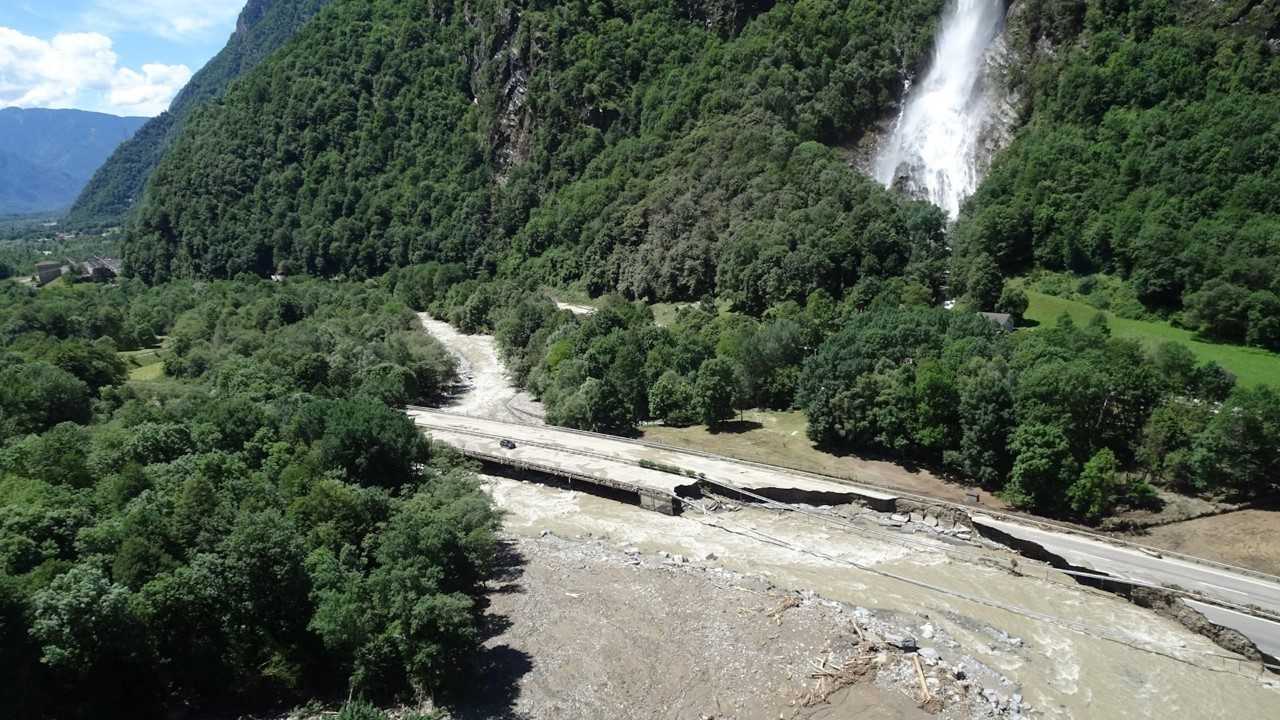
(65, 0, 332, 227)
(950, 0, 1280, 349)
(127, 0, 952, 310)
(0, 108, 146, 215)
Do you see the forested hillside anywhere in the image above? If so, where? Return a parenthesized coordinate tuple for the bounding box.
(66, 0, 332, 227)
(952, 0, 1280, 349)
(119, 0, 1280, 518)
(126, 0, 950, 311)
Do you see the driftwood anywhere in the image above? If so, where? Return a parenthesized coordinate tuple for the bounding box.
(795, 647, 876, 707)
(913, 654, 931, 701)
(767, 593, 802, 624)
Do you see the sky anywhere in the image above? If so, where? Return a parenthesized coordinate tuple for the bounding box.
(0, 0, 245, 117)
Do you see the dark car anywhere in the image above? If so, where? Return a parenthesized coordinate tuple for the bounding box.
(499, 439, 517, 450)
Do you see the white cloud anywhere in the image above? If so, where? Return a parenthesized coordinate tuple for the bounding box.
(82, 0, 244, 42)
(0, 26, 191, 115)
(109, 64, 193, 115)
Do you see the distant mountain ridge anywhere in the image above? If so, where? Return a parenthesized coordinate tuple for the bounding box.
(65, 0, 333, 226)
(0, 107, 146, 216)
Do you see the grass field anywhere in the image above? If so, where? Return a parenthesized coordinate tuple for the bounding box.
(1024, 291, 1280, 388)
(641, 409, 1009, 508)
(119, 346, 164, 381)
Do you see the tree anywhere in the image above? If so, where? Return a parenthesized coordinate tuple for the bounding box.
(1067, 448, 1127, 521)
(123, 422, 194, 465)
(1190, 386, 1280, 499)
(1003, 423, 1079, 512)
(913, 360, 959, 457)
(693, 358, 738, 427)
(4, 422, 92, 487)
(648, 370, 697, 426)
(358, 363, 418, 407)
(299, 398, 427, 487)
(545, 377, 631, 433)
(1152, 341, 1198, 394)
(1139, 400, 1209, 492)
(309, 475, 498, 697)
(31, 565, 153, 710)
(996, 284, 1029, 323)
(945, 358, 1014, 486)
(0, 362, 91, 439)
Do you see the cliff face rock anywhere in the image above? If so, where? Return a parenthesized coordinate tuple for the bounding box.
(969, 0, 1032, 188)
(237, 0, 273, 35)
(475, 5, 532, 183)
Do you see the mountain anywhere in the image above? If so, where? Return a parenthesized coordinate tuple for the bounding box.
(124, 0, 1280, 357)
(65, 0, 333, 227)
(126, 0, 951, 308)
(0, 108, 146, 216)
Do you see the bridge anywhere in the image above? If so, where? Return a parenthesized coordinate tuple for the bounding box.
(407, 409, 899, 515)
(408, 407, 1280, 667)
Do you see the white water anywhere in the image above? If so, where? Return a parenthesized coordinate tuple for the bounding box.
(874, 0, 1006, 218)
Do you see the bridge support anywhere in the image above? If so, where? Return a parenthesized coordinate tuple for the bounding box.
(640, 492, 679, 516)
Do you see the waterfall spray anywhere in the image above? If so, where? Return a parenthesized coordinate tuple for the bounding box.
(874, 0, 1006, 219)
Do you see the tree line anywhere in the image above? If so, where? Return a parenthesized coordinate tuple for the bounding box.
(391, 263, 1280, 521)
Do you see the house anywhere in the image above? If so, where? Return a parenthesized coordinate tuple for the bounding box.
(34, 261, 62, 286)
(979, 312, 1016, 332)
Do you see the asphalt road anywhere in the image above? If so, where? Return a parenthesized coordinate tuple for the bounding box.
(971, 515, 1280, 614)
(973, 515, 1280, 662)
(408, 409, 897, 505)
(1186, 600, 1280, 661)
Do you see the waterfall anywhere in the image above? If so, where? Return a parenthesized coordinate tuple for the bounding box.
(873, 0, 1007, 219)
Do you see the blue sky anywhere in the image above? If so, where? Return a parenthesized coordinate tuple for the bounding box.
(0, 0, 244, 116)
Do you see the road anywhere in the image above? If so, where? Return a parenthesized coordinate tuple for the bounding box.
(411, 409, 1280, 665)
(972, 515, 1280, 616)
(415, 314, 1280, 670)
(972, 514, 1280, 662)
(408, 409, 897, 508)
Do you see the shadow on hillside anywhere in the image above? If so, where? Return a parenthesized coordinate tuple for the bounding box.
(820, 442, 926, 474)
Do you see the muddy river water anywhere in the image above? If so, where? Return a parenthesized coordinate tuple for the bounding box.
(486, 477, 1280, 719)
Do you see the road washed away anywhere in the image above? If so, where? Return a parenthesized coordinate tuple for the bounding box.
(417, 314, 1280, 719)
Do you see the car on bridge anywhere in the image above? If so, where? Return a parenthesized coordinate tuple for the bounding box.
(499, 439, 517, 450)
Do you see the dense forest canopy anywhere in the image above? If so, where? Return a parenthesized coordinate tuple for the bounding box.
(7, 1, 1280, 714)
(952, 0, 1280, 349)
(126, 0, 949, 312)
(116, 0, 1280, 513)
(66, 0, 334, 227)
(0, 278, 497, 718)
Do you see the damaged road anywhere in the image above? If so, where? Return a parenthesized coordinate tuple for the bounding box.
(971, 514, 1280, 663)
(415, 314, 1280, 717)
(476, 476, 1280, 719)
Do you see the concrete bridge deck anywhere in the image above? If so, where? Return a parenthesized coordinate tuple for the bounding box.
(408, 409, 898, 513)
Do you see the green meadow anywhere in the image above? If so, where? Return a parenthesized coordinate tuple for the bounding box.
(1024, 291, 1280, 388)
